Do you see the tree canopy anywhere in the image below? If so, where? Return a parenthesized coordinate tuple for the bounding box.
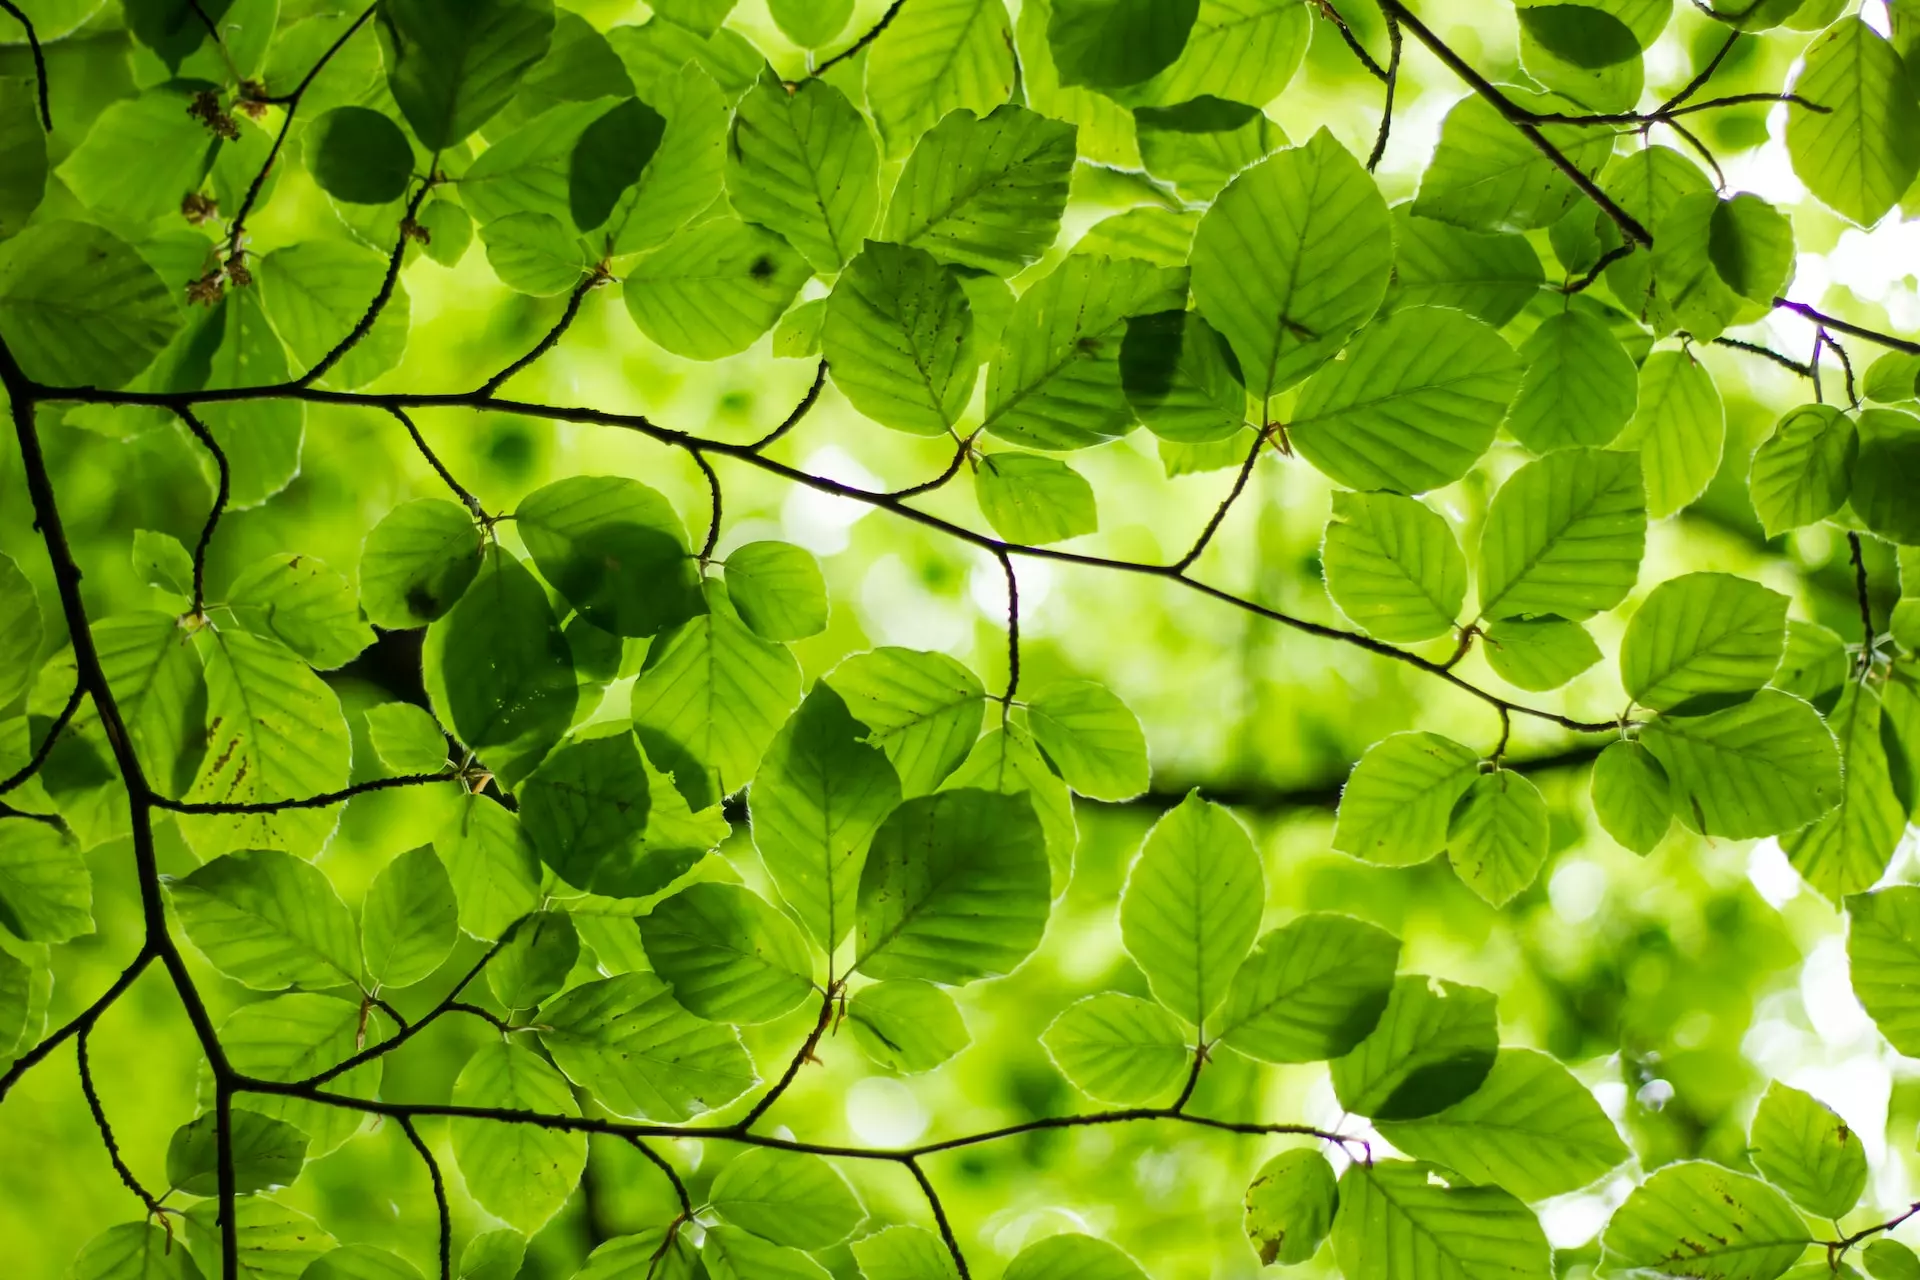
(2, 1, 1920, 1279)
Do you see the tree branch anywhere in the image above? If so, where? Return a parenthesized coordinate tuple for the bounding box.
(735, 990, 835, 1131)
(747, 359, 829, 451)
(397, 1116, 453, 1280)
(0, 949, 153, 1102)
(0, 681, 85, 795)
(1367, 9, 1403, 172)
(149, 771, 455, 816)
(477, 271, 604, 396)
(907, 1158, 970, 1280)
(0, 0, 50, 128)
(77, 1029, 170, 1222)
(175, 407, 230, 618)
(388, 406, 486, 519)
(812, 0, 904, 76)
(296, 178, 435, 386)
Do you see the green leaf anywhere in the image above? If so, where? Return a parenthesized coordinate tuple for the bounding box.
(379, 0, 557, 149)
(1601, 1161, 1812, 1280)
(0, 820, 92, 944)
(846, 979, 971, 1073)
(1042, 991, 1190, 1104)
(1376, 1048, 1630, 1201)
(630, 598, 803, 795)
(710, 1148, 864, 1250)
(1864, 351, 1920, 404)
(1332, 1160, 1552, 1280)
(1505, 309, 1638, 454)
(1591, 740, 1672, 855)
(56, 87, 213, 226)
(1778, 619, 1851, 704)
(1865, 1242, 1920, 1280)
(362, 845, 458, 990)
(167, 849, 360, 991)
(1119, 309, 1246, 444)
(854, 788, 1051, 984)
(864, 0, 1016, 156)
(724, 542, 828, 642)
(1749, 1080, 1867, 1219)
(1386, 206, 1544, 328)
(726, 74, 877, 272)
(1849, 885, 1920, 1054)
(306, 107, 414, 205)
(1026, 680, 1146, 800)
(1748, 404, 1858, 538)
(517, 475, 702, 639)
(624, 214, 811, 358)
(1413, 89, 1614, 232)
(605, 63, 732, 256)
(225, 554, 374, 671)
(1319, 493, 1467, 644)
(770, 0, 852, 45)
(1047, 0, 1197, 90)
(1289, 305, 1520, 494)
(0, 946, 29, 1057)
(522, 731, 705, 899)
(1853, 409, 1920, 545)
(1517, 4, 1639, 66)
(1191, 128, 1393, 401)
(752, 683, 902, 952)
(1329, 975, 1498, 1120)
(166, 1109, 308, 1196)
(257, 239, 413, 390)
(571, 98, 666, 233)
(423, 546, 577, 784)
(650, 0, 735, 35)
(1075, 207, 1200, 267)
(1215, 913, 1399, 1063)
(462, 98, 618, 229)
(1446, 771, 1550, 907)
(1617, 349, 1725, 519)
(1134, 97, 1285, 204)
(853, 1226, 959, 1280)
(70, 1224, 205, 1280)
(537, 971, 755, 1119)
(982, 254, 1188, 449)
(1641, 689, 1842, 840)
(487, 910, 579, 1010)
(1621, 572, 1789, 711)
(704, 1227, 831, 1280)
(941, 723, 1079, 895)
(180, 630, 352, 860)
(1002, 1235, 1147, 1280)
(638, 882, 814, 1023)
(1332, 732, 1480, 867)
(482, 211, 590, 295)
(827, 648, 985, 796)
(880, 104, 1077, 277)
(974, 453, 1100, 546)
(93, 613, 207, 799)
(130, 532, 192, 603)
(450, 1038, 585, 1235)
(186, 1197, 334, 1280)
(0, 221, 180, 389)
(822, 241, 980, 435)
(1787, 18, 1920, 226)
(1244, 1149, 1338, 1266)
(358, 499, 483, 630)
(219, 992, 383, 1155)
(1708, 194, 1795, 304)
(773, 297, 827, 358)
(1476, 447, 1646, 622)
(574, 1232, 697, 1280)
(437, 797, 542, 942)
(1119, 792, 1262, 1029)
(0, 78, 46, 238)
(0, 552, 43, 707)
(1482, 617, 1601, 691)
(1782, 684, 1906, 902)
(304, 1246, 425, 1280)
(363, 703, 447, 776)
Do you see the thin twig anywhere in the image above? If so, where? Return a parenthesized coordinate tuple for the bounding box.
(812, 0, 904, 76)
(1564, 242, 1635, 295)
(1317, 0, 1389, 82)
(0, 0, 51, 128)
(397, 1117, 453, 1280)
(623, 1137, 693, 1217)
(1849, 532, 1875, 676)
(388, 407, 486, 519)
(477, 272, 603, 396)
(1367, 10, 1403, 172)
(175, 407, 230, 618)
(887, 434, 976, 499)
(747, 359, 829, 451)
(996, 551, 1020, 711)
(1709, 335, 1812, 377)
(77, 1030, 170, 1221)
(0, 950, 154, 1102)
(691, 449, 723, 562)
(1173, 429, 1265, 572)
(0, 681, 85, 795)
(298, 178, 435, 385)
(149, 771, 455, 816)
(735, 991, 835, 1131)
(908, 1158, 970, 1280)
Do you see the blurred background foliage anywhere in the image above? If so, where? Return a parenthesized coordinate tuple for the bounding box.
(1, 0, 1916, 1277)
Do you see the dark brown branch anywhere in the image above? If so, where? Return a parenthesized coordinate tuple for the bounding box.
(1317, 1, 1390, 83)
(1173, 429, 1265, 572)
(215, 1082, 239, 1280)
(477, 272, 602, 396)
(397, 1117, 452, 1280)
(150, 771, 454, 816)
(1564, 242, 1636, 295)
(1775, 301, 1920, 356)
(622, 1137, 693, 1217)
(175, 407, 229, 618)
(691, 449, 723, 563)
(1709, 335, 1812, 377)
(0, 0, 50, 129)
(0, 681, 84, 795)
(77, 1029, 169, 1221)
(887, 434, 975, 499)
(388, 407, 485, 519)
(747, 359, 829, 451)
(1661, 28, 1739, 116)
(1849, 531, 1875, 674)
(1367, 10, 1403, 172)
(996, 551, 1020, 710)
(813, 0, 904, 76)
(907, 1159, 970, 1280)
